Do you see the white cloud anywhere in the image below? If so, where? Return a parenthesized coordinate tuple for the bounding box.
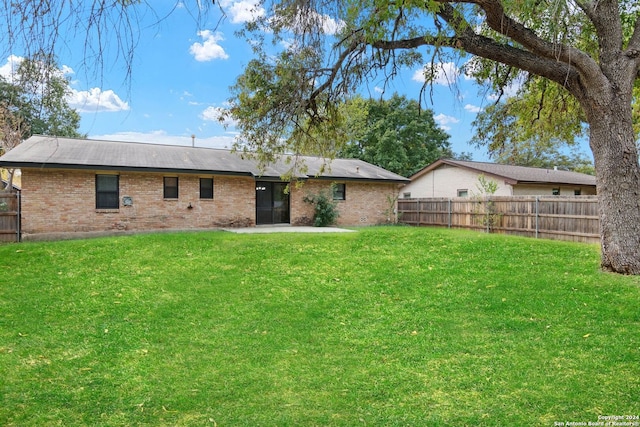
(434, 113, 459, 131)
(67, 87, 130, 113)
(318, 13, 344, 35)
(89, 130, 237, 149)
(200, 106, 238, 127)
(0, 55, 24, 80)
(464, 104, 482, 114)
(219, 0, 265, 24)
(0, 56, 127, 113)
(189, 30, 229, 62)
(412, 62, 461, 86)
(0, 55, 76, 82)
(60, 65, 74, 76)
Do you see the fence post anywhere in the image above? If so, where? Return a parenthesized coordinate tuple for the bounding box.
(448, 198, 452, 228)
(416, 199, 420, 226)
(486, 196, 490, 233)
(535, 196, 539, 239)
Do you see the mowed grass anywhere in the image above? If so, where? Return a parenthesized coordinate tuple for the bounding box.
(0, 226, 638, 426)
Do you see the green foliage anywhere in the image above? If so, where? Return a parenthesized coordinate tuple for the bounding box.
(337, 94, 452, 177)
(303, 188, 340, 226)
(227, 0, 637, 165)
(0, 228, 638, 425)
(472, 174, 502, 232)
(0, 53, 84, 140)
(474, 174, 499, 196)
(470, 78, 594, 172)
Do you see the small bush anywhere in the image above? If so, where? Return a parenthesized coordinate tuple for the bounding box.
(303, 190, 340, 227)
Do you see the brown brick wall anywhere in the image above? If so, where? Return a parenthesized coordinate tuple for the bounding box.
(20, 169, 400, 237)
(21, 169, 256, 235)
(289, 180, 400, 226)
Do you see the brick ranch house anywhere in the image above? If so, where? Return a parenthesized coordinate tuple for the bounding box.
(0, 135, 409, 239)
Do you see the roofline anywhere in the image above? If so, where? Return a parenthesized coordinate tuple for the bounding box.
(311, 176, 409, 184)
(410, 159, 518, 184)
(410, 158, 594, 186)
(0, 162, 255, 177)
(0, 162, 409, 183)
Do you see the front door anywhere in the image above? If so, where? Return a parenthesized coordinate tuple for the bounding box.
(256, 181, 290, 225)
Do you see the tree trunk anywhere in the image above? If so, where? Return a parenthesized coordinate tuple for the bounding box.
(587, 101, 640, 274)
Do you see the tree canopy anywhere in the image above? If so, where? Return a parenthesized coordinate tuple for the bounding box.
(336, 94, 452, 177)
(0, 54, 84, 190)
(1, 55, 84, 139)
(469, 83, 595, 174)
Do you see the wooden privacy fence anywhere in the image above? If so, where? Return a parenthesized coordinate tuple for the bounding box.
(0, 192, 20, 243)
(397, 196, 600, 244)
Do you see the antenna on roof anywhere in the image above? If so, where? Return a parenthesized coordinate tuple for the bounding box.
(191, 134, 195, 147)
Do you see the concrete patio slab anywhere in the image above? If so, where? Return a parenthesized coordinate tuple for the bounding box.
(225, 225, 356, 234)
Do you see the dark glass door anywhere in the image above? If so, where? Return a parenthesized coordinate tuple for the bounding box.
(256, 181, 290, 225)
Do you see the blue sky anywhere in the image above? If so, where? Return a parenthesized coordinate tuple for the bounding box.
(0, 1, 507, 161)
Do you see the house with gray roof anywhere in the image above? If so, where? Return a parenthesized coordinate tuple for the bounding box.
(400, 158, 596, 199)
(0, 135, 408, 239)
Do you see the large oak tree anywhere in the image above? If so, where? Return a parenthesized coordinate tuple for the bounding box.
(225, 0, 640, 274)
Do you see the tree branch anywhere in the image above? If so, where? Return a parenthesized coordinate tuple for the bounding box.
(627, 9, 640, 56)
(369, 7, 582, 94)
(577, 0, 623, 54)
(438, 0, 599, 90)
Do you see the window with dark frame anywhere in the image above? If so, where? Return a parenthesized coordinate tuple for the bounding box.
(96, 174, 119, 209)
(333, 183, 346, 200)
(200, 178, 214, 199)
(164, 177, 179, 199)
(552, 188, 560, 195)
(457, 189, 469, 197)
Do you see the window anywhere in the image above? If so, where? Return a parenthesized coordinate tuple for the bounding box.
(164, 177, 179, 199)
(403, 192, 411, 198)
(96, 174, 119, 209)
(200, 178, 214, 199)
(574, 189, 581, 196)
(333, 183, 346, 200)
(552, 188, 560, 195)
(457, 189, 469, 198)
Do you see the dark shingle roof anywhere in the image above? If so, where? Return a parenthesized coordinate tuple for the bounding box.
(411, 158, 596, 186)
(0, 135, 409, 183)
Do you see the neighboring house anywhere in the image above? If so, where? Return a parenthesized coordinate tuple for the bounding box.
(0, 135, 409, 239)
(400, 158, 597, 198)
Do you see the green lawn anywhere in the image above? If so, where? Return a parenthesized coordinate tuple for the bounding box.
(0, 227, 638, 426)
